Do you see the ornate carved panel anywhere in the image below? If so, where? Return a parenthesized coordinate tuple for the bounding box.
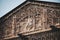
(3, 3, 60, 39)
(3, 17, 14, 38)
(47, 9, 60, 27)
(13, 4, 52, 35)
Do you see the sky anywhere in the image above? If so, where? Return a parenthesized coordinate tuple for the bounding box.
(0, 0, 60, 17)
(0, 0, 25, 17)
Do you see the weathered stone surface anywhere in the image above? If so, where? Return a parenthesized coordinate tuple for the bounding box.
(0, 1, 60, 40)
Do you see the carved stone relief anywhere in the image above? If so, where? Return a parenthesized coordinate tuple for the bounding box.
(13, 4, 53, 34)
(47, 9, 60, 27)
(3, 3, 60, 39)
(3, 17, 13, 38)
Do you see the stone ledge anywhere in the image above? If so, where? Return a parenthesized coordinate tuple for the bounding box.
(20, 28, 51, 35)
(4, 35, 19, 40)
(4, 28, 51, 39)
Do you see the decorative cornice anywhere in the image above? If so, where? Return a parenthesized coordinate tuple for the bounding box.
(19, 28, 51, 35)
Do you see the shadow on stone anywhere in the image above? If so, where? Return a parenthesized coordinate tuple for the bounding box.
(18, 34, 28, 40)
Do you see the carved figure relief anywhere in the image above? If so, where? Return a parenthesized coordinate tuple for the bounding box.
(13, 4, 45, 33)
(2, 3, 60, 39)
(47, 9, 60, 27)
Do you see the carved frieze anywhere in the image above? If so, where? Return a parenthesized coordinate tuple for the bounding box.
(13, 4, 51, 35)
(47, 9, 60, 26)
(2, 2, 60, 39)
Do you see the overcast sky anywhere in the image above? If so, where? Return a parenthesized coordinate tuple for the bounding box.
(0, 0, 60, 17)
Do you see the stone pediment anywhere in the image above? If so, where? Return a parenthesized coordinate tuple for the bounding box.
(0, 0, 60, 40)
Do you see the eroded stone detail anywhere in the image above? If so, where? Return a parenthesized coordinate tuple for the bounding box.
(0, 2, 60, 40)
